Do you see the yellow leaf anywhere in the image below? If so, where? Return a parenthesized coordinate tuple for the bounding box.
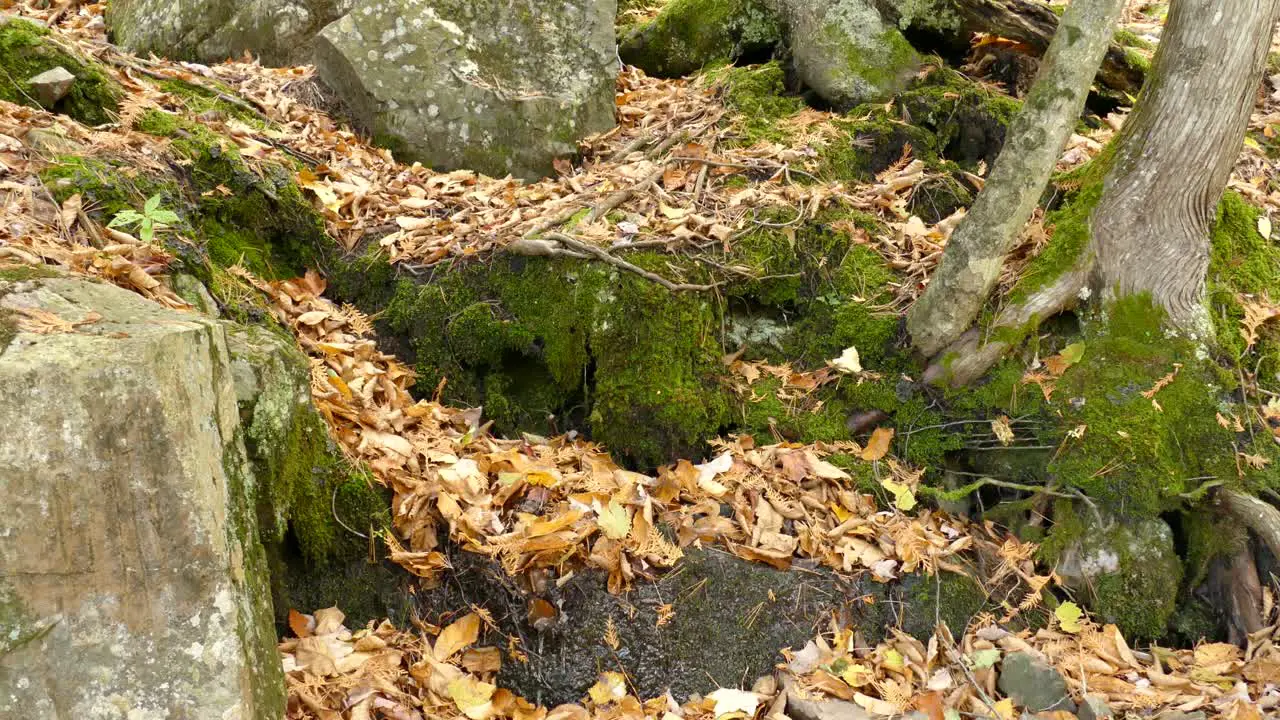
(882, 648, 905, 673)
(587, 672, 627, 705)
(1260, 214, 1273, 239)
(992, 698, 1016, 720)
(840, 662, 873, 687)
(525, 469, 561, 487)
(597, 500, 632, 540)
(861, 427, 894, 462)
(706, 688, 761, 719)
(1055, 601, 1083, 633)
(447, 677, 496, 720)
(435, 613, 481, 660)
(880, 479, 916, 512)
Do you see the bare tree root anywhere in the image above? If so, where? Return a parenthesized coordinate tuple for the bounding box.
(922, 262, 1092, 386)
(1221, 488, 1280, 566)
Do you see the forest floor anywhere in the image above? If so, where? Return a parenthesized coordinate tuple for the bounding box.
(5, 1, 1280, 718)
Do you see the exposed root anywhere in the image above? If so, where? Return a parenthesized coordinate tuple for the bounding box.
(923, 259, 1093, 386)
(1221, 488, 1280, 565)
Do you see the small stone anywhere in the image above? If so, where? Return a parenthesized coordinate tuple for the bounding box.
(1077, 695, 1113, 720)
(997, 652, 1077, 714)
(26, 66, 75, 107)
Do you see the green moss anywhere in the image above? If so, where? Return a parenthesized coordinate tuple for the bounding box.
(826, 64, 1020, 180)
(1044, 296, 1240, 513)
(1005, 183, 1101, 309)
(155, 77, 268, 127)
(619, 0, 782, 77)
(0, 17, 123, 125)
(891, 64, 1021, 170)
(326, 201, 912, 466)
(1207, 191, 1280, 382)
(713, 62, 805, 146)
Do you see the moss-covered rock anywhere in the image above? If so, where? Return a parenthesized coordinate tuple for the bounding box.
(0, 16, 123, 125)
(1050, 511, 1182, 639)
(771, 0, 919, 110)
(224, 322, 413, 628)
(40, 112, 329, 320)
(620, 0, 782, 77)
(327, 206, 903, 467)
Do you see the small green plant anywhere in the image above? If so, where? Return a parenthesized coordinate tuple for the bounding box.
(107, 193, 180, 243)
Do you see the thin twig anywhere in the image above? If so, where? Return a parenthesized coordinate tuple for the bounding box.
(544, 232, 723, 292)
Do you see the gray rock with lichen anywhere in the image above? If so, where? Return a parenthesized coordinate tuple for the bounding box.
(0, 276, 284, 719)
(1055, 514, 1182, 638)
(997, 651, 1076, 714)
(768, 0, 918, 110)
(107, 0, 357, 65)
(314, 0, 618, 181)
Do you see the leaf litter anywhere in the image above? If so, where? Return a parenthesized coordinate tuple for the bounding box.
(2, 1, 1280, 718)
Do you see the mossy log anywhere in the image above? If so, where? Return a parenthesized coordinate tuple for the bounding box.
(876, 0, 1147, 96)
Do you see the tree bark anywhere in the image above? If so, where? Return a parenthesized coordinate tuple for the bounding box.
(1089, 0, 1280, 336)
(906, 0, 1125, 357)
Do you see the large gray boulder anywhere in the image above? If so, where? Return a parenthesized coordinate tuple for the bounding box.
(0, 276, 284, 719)
(314, 0, 618, 180)
(768, 0, 918, 110)
(107, 0, 356, 65)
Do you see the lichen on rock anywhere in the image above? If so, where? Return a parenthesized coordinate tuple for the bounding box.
(314, 0, 618, 180)
(769, 0, 919, 110)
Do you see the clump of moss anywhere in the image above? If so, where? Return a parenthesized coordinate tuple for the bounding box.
(819, 63, 1020, 182)
(155, 77, 269, 128)
(619, 0, 782, 78)
(893, 65, 1022, 169)
(0, 17, 122, 125)
(712, 62, 806, 146)
(326, 203, 907, 467)
(1042, 509, 1183, 639)
(1044, 296, 1241, 513)
(1207, 191, 1280, 383)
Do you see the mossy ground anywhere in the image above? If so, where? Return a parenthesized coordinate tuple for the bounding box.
(0, 17, 123, 125)
(39, 109, 327, 321)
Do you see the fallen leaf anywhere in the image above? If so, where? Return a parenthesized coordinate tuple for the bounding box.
(861, 427, 894, 462)
(1055, 601, 1083, 633)
(706, 688, 761, 719)
(597, 500, 632, 540)
(435, 613, 481, 661)
(829, 346, 863, 374)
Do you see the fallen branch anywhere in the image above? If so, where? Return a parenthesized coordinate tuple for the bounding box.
(542, 232, 723, 292)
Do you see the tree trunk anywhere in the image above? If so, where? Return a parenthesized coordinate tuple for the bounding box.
(906, 0, 1125, 357)
(1089, 0, 1280, 335)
